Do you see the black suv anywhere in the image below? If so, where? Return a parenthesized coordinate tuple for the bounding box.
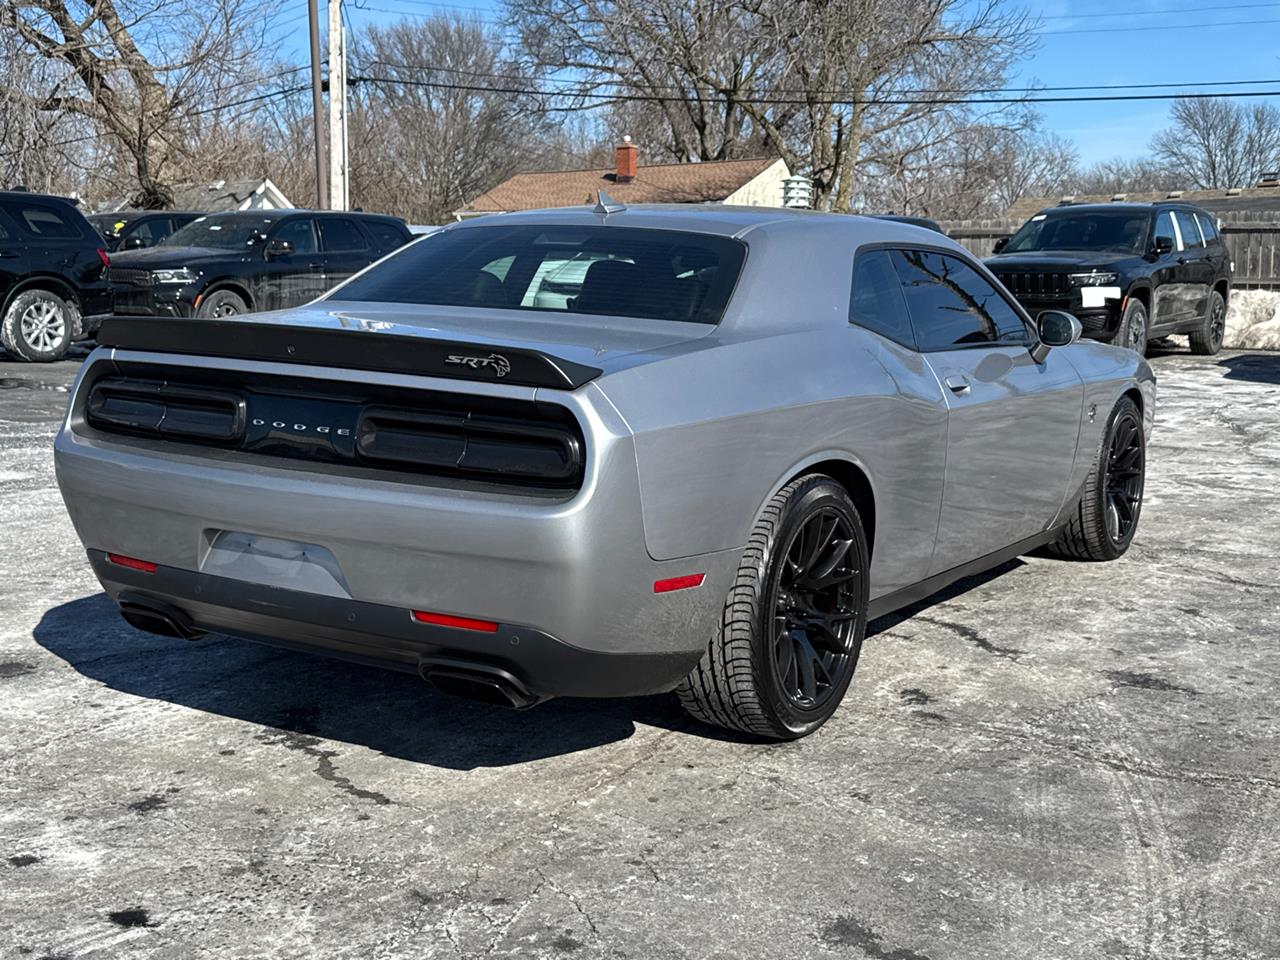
(109, 210, 412, 319)
(0, 191, 112, 362)
(986, 202, 1232, 355)
(87, 210, 205, 251)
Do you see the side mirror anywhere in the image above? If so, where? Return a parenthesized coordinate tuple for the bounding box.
(1031, 310, 1082, 362)
(1153, 236, 1174, 256)
(992, 237, 1008, 254)
(264, 238, 294, 259)
(123, 235, 146, 250)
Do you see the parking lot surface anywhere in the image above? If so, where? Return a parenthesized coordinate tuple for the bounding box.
(2, 348, 1278, 960)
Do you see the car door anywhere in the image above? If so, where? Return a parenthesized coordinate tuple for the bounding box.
(259, 217, 324, 311)
(317, 216, 374, 292)
(889, 248, 1084, 574)
(1149, 209, 1183, 328)
(1173, 208, 1214, 321)
(0, 207, 29, 300)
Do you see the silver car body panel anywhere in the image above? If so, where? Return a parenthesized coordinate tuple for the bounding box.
(55, 205, 1156, 697)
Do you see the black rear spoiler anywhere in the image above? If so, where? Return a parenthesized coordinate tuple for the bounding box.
(95, 316, 603, 390)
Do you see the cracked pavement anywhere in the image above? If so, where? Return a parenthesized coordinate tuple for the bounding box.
(1, 348, 1278, 959)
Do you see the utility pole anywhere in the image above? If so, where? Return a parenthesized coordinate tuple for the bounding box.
(307, 0, 328, 209)
(327, 0, 349, 211)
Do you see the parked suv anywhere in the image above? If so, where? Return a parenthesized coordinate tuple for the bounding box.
(986, 202, 1231, 355)
(0, 191, 112, 362)
(109, 210, 412, 318)
(87, 210, 205, 251)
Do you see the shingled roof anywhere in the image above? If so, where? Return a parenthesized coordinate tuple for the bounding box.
(459, 157, 781, 214)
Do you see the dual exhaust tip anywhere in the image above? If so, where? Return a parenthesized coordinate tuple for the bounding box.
(116, 599, 542, 710)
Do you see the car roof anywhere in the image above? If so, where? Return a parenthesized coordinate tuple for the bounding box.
(1035, 201, 1208, 215)
(89, 210, 206, 218)
(448, 203, 959, 247)
(0, 190, 80, 206)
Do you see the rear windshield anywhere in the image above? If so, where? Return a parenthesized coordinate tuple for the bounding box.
(166, 214, 275, 249)
(329, 224, 747, 324)
(1005, 211, 1150, 254)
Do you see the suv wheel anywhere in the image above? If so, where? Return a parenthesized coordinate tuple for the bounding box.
(1117, 299, 1148, 356)
(2, 289, 73, 362)
(197, 289, 248, 318)
(676, 475, 870, 740)
(1189, 290, 1226, 356)
(1046, 396, 1145, 562)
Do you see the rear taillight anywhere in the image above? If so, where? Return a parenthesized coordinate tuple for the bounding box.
(107, 553, 157, 573)
(412, 610, 499, 633)
(97, 248, 110, 268)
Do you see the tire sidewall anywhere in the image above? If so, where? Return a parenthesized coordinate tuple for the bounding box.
(2, 290, 72, 362)
(1120, 300, 1148, 356)
(1092, 398, 1146, 558)
(751, 479, 870, 737)
(1205, 291, 1226, 353)
(197, 289, 247, 318)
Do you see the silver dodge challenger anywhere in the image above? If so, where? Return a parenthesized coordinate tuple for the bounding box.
(54, 202, 1156, 739)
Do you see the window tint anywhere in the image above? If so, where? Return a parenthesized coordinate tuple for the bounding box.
(1195, 212, 1219, 243)
(365, 220, 406, 251)
(319, 218, 368, 252)
(331, 225, 747, 325)
(272, 218, 317, 255)
(1154, 211, 1177, 251)
(9, 203, 82, 239)
(1175, 210, 1203, 249)
(891, 249, 1028, 350)
(130, 218, 173, 244)
(849, 249, 915, 348)
(1005, 211, 1147, 254)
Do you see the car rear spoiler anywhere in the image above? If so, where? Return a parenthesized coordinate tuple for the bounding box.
(94, 316, 604, 390)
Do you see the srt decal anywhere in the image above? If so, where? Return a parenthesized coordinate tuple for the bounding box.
(445, 353, 512, 378)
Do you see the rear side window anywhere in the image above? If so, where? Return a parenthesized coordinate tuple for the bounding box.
(1195, 212, 1219, 243)
(1175, 210, 1203, 250)
(365, 220, 407, 251)
(8, 203, 84, 240)
(891, 249, 1029, 350)
(319, 218, 369, 252)
(330, 224, 747, 325)
(850, 249, 915, 348)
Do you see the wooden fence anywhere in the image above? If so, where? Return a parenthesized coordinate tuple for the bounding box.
(938, 217, 1280, 289)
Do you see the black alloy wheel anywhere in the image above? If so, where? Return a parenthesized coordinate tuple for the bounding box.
(1103, 407, 1144, 545)
(1190, 291, 1226, 355)
(770, 508, 862, 712)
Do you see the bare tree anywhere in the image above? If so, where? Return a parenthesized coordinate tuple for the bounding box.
(1152, 97, 1280, 190)
(0, 29, 92, 193)
(3, 0, 277, 207)
(1072, 156, 1184, 196)
(508, 0, 1037, 210)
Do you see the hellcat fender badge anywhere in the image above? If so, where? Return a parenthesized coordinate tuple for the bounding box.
(445, 353, 512, 378)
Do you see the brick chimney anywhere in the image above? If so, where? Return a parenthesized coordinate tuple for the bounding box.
(615, 136, 638, 183)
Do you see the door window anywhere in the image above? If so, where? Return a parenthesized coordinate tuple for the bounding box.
(1154, 211, 1178, 252)
(891, 249, 1029, 350)
(130, 218, 174, 245)
(365, 221, 407, 251)
(849, 249, 915, 348)
(8, 203, 82, 239)
(319, 218, 369, 252)
(271, 219, 318, 255)
(1175, 210, 1203, 250)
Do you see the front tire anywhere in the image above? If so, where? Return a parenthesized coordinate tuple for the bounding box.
(1117, 298, 1148, 356)
(1188, 290, 1226, 355)
(676, 475, 870, 740)
(197, 288, 248, 318)
(1047, 396, 1145, 562)
(1, 289, 73, 362)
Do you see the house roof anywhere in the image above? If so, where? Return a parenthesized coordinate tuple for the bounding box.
(459, 157, 780, 214)
(1007, 185, 1280, 221)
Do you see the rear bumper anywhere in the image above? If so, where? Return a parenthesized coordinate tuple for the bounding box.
(54, 349, 739, 695)
(89, 551, 702, 698)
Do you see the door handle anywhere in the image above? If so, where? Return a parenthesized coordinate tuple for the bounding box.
(0, 251, 19, 259)
(307, 261, 322, 269)
(1176, 256, 1189, 264)
(944, 375, 971, 395)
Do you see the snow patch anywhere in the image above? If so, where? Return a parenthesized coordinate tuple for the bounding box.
(1225, 290, 1280, 351)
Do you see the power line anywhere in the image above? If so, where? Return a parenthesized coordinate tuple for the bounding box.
(1038, 0, 1280, 19)
(1043, 16, 1280, 34)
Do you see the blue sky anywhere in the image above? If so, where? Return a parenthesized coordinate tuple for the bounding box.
(279, 0, 1280, 166)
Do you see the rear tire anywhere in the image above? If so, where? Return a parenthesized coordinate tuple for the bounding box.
(1047, 396, 1145, 562)
(197, 288, 248, 318)
(676, 475, 870, 740)
(1117, 299, 1148, 356)
(1188, 290, 1226, 355)
(1, 289, 73, 362)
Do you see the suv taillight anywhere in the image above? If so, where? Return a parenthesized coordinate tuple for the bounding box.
(96, 248, 110, 268)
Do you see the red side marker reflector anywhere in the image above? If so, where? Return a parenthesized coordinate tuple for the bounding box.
(412, 610, 499, 633)
(96, 248, 110, 268)
(107, 553, 157, 574)
(653, 573, 705, 594)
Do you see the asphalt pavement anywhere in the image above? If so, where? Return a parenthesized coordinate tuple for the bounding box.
(1, 345, 1278, 959)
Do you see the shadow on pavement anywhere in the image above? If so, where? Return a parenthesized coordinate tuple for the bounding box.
(866, 559, 1024, 637)
(1218, 352, 1280, 385)
(34, 593, 710, 770)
